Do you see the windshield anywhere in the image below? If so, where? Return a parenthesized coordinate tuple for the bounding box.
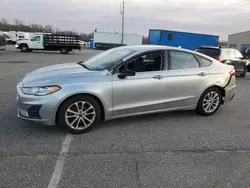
(81, 48, 135, 71)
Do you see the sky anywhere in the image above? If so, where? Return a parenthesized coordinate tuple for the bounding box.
(1, 0, 250, 40)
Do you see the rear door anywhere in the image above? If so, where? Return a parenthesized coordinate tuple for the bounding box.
(166, 50, 209, 109)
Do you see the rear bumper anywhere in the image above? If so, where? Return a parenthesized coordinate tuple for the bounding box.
(224, 76, 236, 102)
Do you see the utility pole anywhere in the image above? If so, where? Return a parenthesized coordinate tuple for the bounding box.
(121, 1, 124, 44)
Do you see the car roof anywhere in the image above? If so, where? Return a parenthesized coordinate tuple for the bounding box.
(115, 45, 198, 53)
(117, 45, 217, 62)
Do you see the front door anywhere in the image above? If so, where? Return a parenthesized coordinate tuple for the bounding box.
(112, 51, 168, 117)
(30, 35, 43, 49)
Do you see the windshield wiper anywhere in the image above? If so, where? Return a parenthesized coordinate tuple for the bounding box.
(78, 62, 90, 70)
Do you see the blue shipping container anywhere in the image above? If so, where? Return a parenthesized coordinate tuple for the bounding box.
(148, 29, 219, 50)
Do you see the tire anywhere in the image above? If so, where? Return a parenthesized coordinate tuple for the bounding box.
(60, 48, 69, 54)
(20, 45, 29, 52)
(243, 66, 247, 77)
(240, 71, 246, 78)
(196, 87, 222, 116)
(57, 95, 101, 134)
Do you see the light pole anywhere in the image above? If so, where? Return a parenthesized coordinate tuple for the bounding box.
(121, 1, 124, 44)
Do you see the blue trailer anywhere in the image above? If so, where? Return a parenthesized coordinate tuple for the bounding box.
(148, 29, 219, 50)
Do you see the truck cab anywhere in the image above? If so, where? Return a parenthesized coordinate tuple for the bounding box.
(16, 34, 44, 52)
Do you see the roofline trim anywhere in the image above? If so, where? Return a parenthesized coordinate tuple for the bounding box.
(229, 30, 250, 36)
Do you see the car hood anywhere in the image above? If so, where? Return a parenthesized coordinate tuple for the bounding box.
(22, 62, 104, 87)
(17, 39, 29, 43)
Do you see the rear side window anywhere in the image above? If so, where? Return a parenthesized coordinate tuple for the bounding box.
(195, 48, 220, 58)
(195, 55, 212, 67)
(169, 51, 200, 70)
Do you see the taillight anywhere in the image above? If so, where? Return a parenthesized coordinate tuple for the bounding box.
(229, 69, 236, 76)
(215, 56, 222, 61)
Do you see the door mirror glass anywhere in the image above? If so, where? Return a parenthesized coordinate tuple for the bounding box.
(118, 70, 136, 79)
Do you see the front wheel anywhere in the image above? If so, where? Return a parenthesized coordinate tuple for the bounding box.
(57, 95, 101, 134)
(20, 45, 29, 52)
(196, 87, 222, 116)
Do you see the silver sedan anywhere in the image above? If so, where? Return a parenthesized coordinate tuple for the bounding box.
(17, 45, 236, 134)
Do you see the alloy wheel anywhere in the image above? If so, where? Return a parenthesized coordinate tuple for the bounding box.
(65, 101, 96, 130)
(202, 91, 220, 113)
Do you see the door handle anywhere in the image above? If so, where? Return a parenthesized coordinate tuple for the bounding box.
(153, 75, 164, 79)
(198, 72, 207, 76)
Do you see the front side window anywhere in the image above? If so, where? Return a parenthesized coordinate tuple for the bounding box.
(81, 48, 135, 71)
(169, 51, 200, 70)
(119, 51, 164, 73)
(31, 36, 41, 41)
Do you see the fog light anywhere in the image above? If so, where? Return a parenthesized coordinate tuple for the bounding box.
(19, 108, 29, 117)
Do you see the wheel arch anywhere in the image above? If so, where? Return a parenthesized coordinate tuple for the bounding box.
(199, 85, 225, 105)
(19, 43, 29, 47)
(55, 93, 106, 124)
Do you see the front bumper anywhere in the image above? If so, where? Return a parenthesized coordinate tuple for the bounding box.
(16, 82, 61, 126)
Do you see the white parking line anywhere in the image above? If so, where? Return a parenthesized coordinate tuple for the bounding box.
(47, 134, 73, 188)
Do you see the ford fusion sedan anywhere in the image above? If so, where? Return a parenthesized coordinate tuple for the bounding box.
(17, 45, 236, 134)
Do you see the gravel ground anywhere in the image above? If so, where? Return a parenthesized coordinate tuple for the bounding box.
(1, 45, 250, 188)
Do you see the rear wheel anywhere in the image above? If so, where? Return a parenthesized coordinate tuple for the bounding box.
(60, 48, 69, 54)
(57, 95, 101, 134)
(196, 87, 222, 116)
(20, 45, 29, 52)
(240, 68, 247, 77)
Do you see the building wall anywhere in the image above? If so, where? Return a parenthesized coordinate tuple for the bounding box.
(228, 31, 250, 52)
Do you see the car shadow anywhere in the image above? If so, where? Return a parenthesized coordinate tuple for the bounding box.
(6, 115, 66, 135)
(98, 110, 198, 130)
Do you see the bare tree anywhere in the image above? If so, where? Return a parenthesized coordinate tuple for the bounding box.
(13, 19, 24, 31)
(0, 17, 89, 37)
(1, 18, 8, 25)
(44, 25, 54, 33)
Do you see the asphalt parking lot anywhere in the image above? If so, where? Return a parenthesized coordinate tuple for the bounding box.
(1, 45, 250, 188)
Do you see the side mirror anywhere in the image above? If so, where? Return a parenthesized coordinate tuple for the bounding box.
(118, 70, 136, 79)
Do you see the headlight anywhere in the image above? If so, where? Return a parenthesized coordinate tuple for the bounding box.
(21, 86, 61, 96)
